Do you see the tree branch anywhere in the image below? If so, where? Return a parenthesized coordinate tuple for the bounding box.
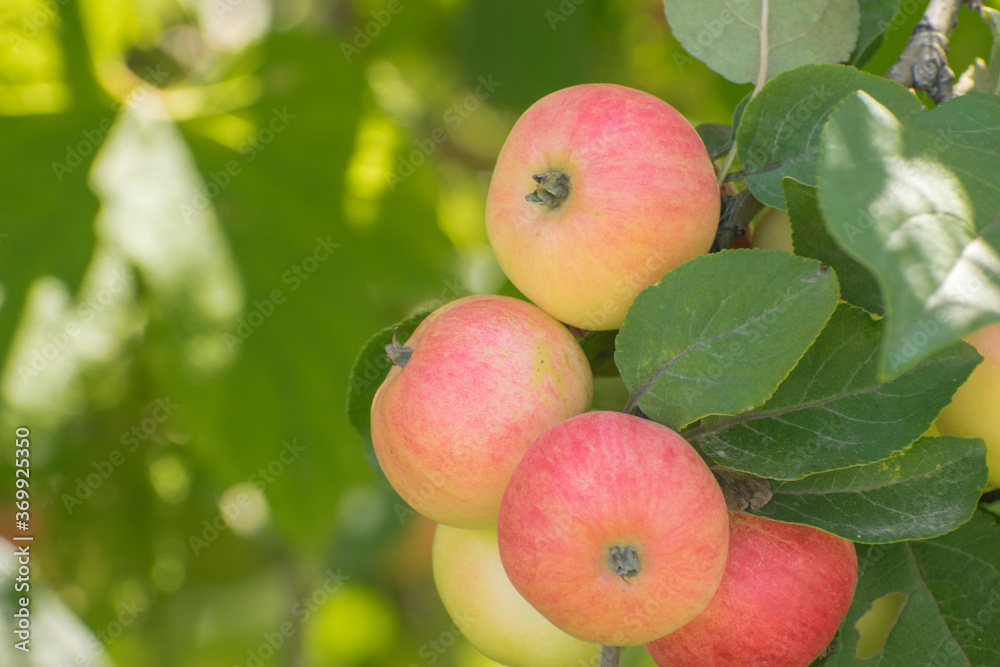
(885, 0, 981, 103)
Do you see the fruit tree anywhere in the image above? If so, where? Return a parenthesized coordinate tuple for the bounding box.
(349, 1, 1000, 665)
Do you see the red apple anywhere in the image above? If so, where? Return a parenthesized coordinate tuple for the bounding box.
(645, 513, 858, 667)
(371, 295, 593, 529)
(486, 84, 720, 330)
(497, 411, 730, 645)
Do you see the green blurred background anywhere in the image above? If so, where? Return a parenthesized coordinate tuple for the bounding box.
(0, 0, 994, 665)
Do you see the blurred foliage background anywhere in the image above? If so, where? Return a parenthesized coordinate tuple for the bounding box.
(0, 0, 995, 665)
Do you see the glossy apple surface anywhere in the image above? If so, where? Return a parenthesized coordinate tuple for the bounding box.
(486, 84, 720, 330)
(645, 513, 858, 667)
(497, 411, 729, 645)
(371, 295, 593, 528)
(433, 524, 601, 667)
(936, 322, 1000, 489)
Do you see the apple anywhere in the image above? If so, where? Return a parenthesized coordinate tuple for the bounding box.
(371, 294, 593, 529)
(936, 322, 1000, 489)
(485, 83, 720, 330)
(645, 513, 858, 667)
(433, 524, 601, 667)
(751, 207, 794, 253)
(497, 411, 730, 646)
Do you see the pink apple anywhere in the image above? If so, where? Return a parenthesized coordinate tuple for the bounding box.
(486, 84, 720, 330)
(497, 411, 730, 645)
(936, 322, 1000, 489)
(645, 513, 858, 667)
(371, 295, 593, 529)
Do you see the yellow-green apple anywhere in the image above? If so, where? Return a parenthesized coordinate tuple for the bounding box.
(497, 411, 729, 645)
(371, 295, 593, 529)
(432, 524, 601, 667)
(645, 513, 857, 667)
(936, 322, 1000, 489)
(751, 208, 794, 252)
(485, 84, 720, 330)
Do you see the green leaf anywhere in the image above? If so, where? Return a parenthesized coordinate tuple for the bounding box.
(731, 92, 751, 137)
(686, 304, 981, 479)
(615, 250, 839, 430)
(817, 92, 1000, 377)
(346, 309, 434, 452)
(696, 122, 732, 159)
(662, 0, 860, 85)
(824, 512, 1000, 666)
(737, 64, 922, 208)
(783, 178, 884, 314)
(753, 436, 988, 543)
(849, 0, 902, 67)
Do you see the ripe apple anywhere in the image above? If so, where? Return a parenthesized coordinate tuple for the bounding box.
(432, 524, 601, 667)
(371, 294, 593, 529)
(485, 83, 720, 330)
(497, 411, 730, 646)
(936, 322, 1000, 489)
(645, 513, 858, 667)
(751, 207, 794, 252)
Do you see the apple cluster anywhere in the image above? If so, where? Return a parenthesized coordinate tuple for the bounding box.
(371, 84, 858, 667)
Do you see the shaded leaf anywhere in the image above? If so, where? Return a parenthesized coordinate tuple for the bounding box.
(783, 177, 884, 314)
(823, 512, 1000, 666)
(849, 0, 902, 67)
(579, 329, 620, 377)
(696, 122, 732, 159)
(687, 304, 981, 479)
(616, 250, 839, 430)
(754, 436, 988, 543)
(737, 64, 922, 208)
(817, 92, 1000, 377)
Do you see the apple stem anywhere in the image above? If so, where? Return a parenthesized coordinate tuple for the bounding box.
(525, 172, 570, 209)
(385, 328, 413, 368)
(600, 645, 623, 667)
(608, 545, 641, 579)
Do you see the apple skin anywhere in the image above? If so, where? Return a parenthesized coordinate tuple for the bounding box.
(371, 295, 593, 529)
(936, 322, 1000, 489)
(432, 524, 601, 667)
(497, 411, 730, 646)
(486, 84, 720, 330)
(751, 208, 794, 253)
(645, 513, 858, 667)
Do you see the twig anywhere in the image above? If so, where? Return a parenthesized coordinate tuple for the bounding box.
(885, 0, 979, 103)
(600, 646, 623, 667)
(716, 0, 770, 185)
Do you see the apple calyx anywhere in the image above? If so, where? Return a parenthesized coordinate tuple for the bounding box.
(525, 172, 570, 209)
(607, 545, 641, 579)
(385, 329, 413, 368)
